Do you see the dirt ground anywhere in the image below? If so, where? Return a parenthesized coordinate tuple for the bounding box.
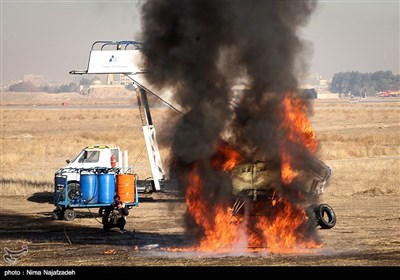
(0, 93, 399, 268)
(0, 190, 399, 267)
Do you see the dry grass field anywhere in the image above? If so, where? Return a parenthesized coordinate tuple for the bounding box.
(0, 91, 399, 267)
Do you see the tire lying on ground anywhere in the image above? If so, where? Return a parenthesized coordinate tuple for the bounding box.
(315, 203, 336, 229)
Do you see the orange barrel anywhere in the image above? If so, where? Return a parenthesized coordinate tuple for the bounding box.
(116, 174, 135, 203)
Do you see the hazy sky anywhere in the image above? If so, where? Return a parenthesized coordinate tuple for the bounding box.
(1, 0, 399, 84)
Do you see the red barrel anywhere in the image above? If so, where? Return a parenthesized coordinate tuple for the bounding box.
(116, 174, 135, 203)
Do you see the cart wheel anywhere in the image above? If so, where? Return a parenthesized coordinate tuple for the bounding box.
(51, 211, 62, 220)
(99, 207, 107, 217)
(63, 209, 76, 221)
(51, 206, 63, 220)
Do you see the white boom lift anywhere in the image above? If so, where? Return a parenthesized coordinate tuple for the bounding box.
(70, 40, 167, 192)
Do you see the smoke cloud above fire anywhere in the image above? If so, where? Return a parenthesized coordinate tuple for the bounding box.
(140, 0, 322, 250)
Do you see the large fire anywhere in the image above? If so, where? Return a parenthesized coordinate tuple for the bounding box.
(177, 92, 322, 254)
(140, 0, 326, 255)
(280, 92, 318, 184)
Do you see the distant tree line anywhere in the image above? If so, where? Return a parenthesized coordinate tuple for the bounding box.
(329, 71, 400, 97)
(8, 71, 400, 96)
(8, 81, 79, 93)
(8, 78, 93, 93)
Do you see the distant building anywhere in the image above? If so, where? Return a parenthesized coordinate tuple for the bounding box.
(91, 77, 102, 85)
(305, 73, 330, 91)
(302, 73, 338, 99)
(300, 83, 338, 99)
(79, 75, 126, 95)
(305, 73, 323, 86)
(106, 74, 132, 86)
(317, 92, 339, 99)
(23, 74, 44, 87)
(314, 79, 329, 93)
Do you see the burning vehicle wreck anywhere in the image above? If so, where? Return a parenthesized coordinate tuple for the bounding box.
(230, 159, 336, 230)
(213, 90, 337, 235)
(140, 0, 336, 253)
(167, 92, 338, 253)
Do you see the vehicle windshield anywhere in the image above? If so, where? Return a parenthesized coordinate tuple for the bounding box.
(77, 150, 100, 163)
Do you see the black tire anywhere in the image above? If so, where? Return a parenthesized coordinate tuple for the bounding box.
(144, 180, 155, 193)
(99, 207, 107, 217)
(315, 204, 336, 229)
(51, 206, 63, 220)
(63, 209, 76, 221)
(51, 211, 62, 220)
(305, 204, 318, 228)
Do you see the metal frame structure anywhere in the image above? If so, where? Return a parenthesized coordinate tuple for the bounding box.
(53, 168, 139, 221)
(69, 40, 166, 192)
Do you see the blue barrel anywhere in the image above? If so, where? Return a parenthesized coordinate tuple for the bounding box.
(98, 173, 115, 204)
(80, 173, 98, 204)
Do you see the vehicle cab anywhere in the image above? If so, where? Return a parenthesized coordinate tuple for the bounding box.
(55, 144, 122, 188)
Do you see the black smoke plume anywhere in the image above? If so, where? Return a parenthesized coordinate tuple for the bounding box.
(140, 0, 318, 242)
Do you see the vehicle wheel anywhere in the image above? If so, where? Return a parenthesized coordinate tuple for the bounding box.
(315, 204, 336, 229)
(67, 182, 80, 200)
(144, 183, 154, 193)
(63, 209, 76, 221)
(51, 211, 62, 220)
(99, 207, 107, 217)
(305, 204, 318, 228)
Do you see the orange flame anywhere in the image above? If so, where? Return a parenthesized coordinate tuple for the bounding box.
(212, 142, 242, 171)
(254, 197, 321, 253)
(181, 144, 320, 254)
(280, 92, 317, 183)
(280, 92, 317, 153)
(174, 93, 322, 254)
(185, 164, 210, 230)
(184, 164, 240, 252)
(281, 151, 299, 184)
